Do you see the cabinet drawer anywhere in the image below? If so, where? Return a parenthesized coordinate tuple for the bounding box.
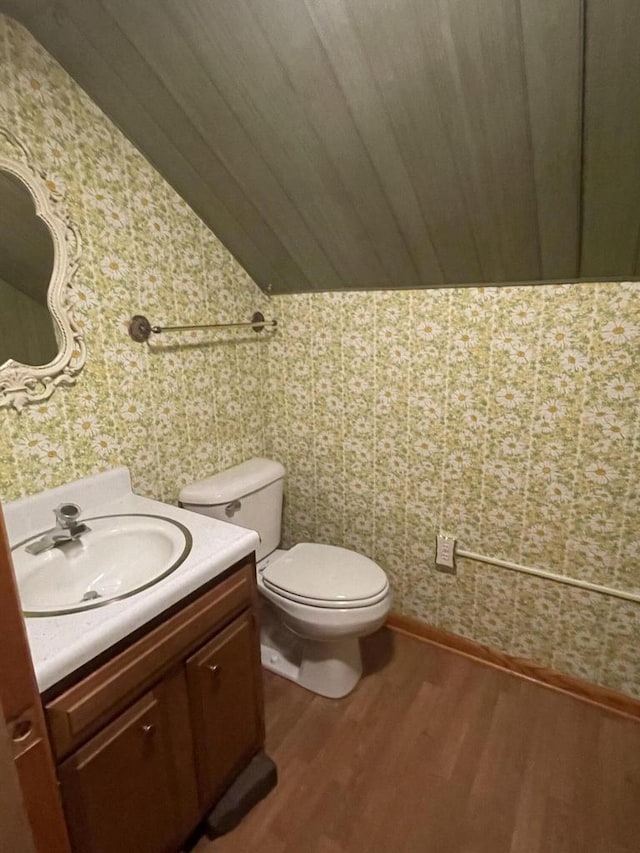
(47, 559, 254, 760)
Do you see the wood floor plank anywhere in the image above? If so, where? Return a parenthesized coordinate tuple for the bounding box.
(193, 629, 640, 853)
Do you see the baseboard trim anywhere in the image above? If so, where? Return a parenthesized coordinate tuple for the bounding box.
(386, 612, 640, 723)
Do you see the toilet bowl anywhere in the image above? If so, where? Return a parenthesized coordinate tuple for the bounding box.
(179, 459, 391, 698)
(257, 544, 390, 697)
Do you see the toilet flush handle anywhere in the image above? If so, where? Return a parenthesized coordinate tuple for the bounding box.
(225, 500, 241, 517)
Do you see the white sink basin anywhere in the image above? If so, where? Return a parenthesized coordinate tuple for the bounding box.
(12, 514, 192, 615)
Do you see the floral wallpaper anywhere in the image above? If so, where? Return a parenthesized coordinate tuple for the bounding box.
(0, 15, 270, 506)
(1, 16, 639, 700)
(264, 287, 640, 698)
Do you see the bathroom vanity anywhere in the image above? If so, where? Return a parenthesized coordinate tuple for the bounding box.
(4, 468, 267, 853)
(46, 556, 263, 853)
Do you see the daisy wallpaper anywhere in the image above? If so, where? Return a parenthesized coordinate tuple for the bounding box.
(1, 16, 639, 697)
(0, 15, 270, 505)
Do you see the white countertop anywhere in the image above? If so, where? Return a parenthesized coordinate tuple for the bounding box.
(4, 468, 259, 692)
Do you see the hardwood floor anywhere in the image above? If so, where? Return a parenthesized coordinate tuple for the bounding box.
(193, 629, 640, 853)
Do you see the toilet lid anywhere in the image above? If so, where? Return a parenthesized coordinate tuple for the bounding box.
(261, 543, 388, 606)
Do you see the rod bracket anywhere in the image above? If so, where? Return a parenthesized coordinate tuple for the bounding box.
(251, 311, 268, 332)
(129, 315, 152, 343)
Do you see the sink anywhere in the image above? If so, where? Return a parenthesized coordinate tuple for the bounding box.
(11, 513, 192, 616)
(3, 466, 260, 691)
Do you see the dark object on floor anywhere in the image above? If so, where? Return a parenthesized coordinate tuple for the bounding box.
(205, 752, 278, 838)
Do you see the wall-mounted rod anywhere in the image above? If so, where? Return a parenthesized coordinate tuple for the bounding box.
(457, 548, 640, 604)
(128, 311, 277, 343)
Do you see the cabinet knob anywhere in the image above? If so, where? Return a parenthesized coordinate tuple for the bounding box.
(141, 723, 155, 736)
(208, 664, 222, 678)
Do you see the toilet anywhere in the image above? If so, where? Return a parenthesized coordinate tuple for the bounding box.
(179, 458, 391, 698)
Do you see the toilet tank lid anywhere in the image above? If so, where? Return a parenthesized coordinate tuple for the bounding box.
(179, 458, 285, 506)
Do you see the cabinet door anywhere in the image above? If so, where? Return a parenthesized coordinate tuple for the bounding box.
(186, 611, 262, 809)
(58, 675, 194, 853)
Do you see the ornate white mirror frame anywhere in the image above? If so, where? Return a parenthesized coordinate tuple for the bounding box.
(0, 128, 86, 412)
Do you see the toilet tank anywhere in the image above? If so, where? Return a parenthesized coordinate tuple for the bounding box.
(179, 458, 285, 561)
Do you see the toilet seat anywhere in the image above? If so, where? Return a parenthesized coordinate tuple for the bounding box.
(261, 543, 389, 610)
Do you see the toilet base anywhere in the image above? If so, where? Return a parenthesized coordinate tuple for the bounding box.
(259, 608, 363, 699)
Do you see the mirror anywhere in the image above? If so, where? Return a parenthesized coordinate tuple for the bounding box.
(0, 129, 86, 411)
(0, 169, 57, 366)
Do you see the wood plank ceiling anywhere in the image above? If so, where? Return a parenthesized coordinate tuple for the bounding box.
(4, 0, 640, 294)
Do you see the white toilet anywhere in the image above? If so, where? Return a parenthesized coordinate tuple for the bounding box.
(179, 458, 391, 698)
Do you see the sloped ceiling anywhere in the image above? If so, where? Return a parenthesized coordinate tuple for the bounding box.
(4, 0, 640, 294)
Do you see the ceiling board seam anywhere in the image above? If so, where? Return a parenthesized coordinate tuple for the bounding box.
(577, 0, 587, 277)
(514, 0, 544, 281)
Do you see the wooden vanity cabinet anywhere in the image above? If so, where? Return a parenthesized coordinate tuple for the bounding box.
(45, 556, 265, 853)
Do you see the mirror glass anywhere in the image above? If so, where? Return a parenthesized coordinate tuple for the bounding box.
(0, 168, 58, 367)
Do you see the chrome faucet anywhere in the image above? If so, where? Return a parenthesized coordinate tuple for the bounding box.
(25, 503, 91, 555)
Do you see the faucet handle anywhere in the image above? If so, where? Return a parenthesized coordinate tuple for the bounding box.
(54, 502, 82, 529)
